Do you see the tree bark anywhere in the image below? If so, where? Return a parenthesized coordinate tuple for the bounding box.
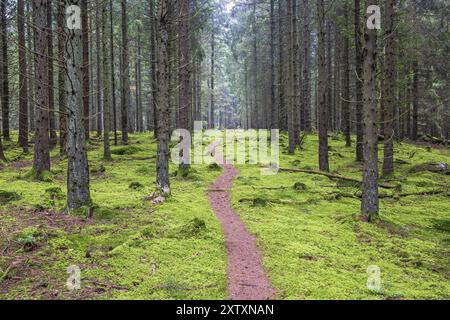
(382, 0, 396, 175)
(355, 0, 364, 161)
(342, 3, 351, 147)
(269, 0, 277, 129)
(48, 1, 57, 147)
(209, 21, 215, 129)
(110, 0, 118, 145)
(27, 2, 35, 132)
(81, 0, 90, 140)
(65, 0, 91, 211)
(57, 0, 66, 156)
(102, 2, 111, 160)
(95, 3, 102, 137)
(317, 0, 329, 172)
(411, 61, 419, 141)
(18, 0, 29, 152)
(361, 0, 379, 221)
(121, 0, 130, 144)
(0, 0, 9, 140)
(33, 0, 51, 178)
(302, 0, 311, 132)
(155, 0, 171, 194)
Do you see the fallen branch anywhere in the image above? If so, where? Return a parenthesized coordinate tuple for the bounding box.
(279, 168, 398, 189)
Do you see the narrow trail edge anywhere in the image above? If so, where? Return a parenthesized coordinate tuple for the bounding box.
(208, 161, 276, 300)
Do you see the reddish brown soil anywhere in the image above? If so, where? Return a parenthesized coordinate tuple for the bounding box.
(208, 163, 276, 300)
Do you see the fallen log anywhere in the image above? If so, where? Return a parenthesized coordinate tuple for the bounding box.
(278, 168, 399, 189)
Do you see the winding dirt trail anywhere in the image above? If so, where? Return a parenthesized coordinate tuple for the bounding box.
(208, 161, 276, 300)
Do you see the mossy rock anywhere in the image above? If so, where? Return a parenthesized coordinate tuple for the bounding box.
(91, 164, 106, 174)
(45, 187, 65, 200)
(178, 218, 207, 238)
(410, 162, 449, 174)
(111, 145, 141, 155)
(129, 182, 144, 190)
(208, 163, 222, 171)
(293, 182, 307, 191)
(252, 197, 268, 207)
(0, 190, 21, 204)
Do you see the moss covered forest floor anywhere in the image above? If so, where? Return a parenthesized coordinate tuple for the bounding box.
(0, 132, 449, 300)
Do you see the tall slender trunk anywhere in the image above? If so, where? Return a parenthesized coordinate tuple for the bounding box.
(65, 0, 91, 211)
(121, 0, 129, 144)
(48, 1, 57, 147)
(278, 0, 287, 130)
(317, 0, 329, 172)
(136, 25, 143, 132)
(209, 23, 215, 129)
(361, 0, 379, 221)
(302, 0, 311, 132)
(96, 4, 102, 136)
(288, 0, 295, 154)
(81, 0, 90, 140)
(382, 0, 396, 175)
(102, 1, 111, 160)
(0, 0, 9, 140)
(355, 0, 364, 161)
(269, 0, 277, 129)
(178, 0, 190, 131)
(342, 3, 351, 147)
(110, 0, 118, 145)
(411, 61, 419, 140)
(33, 0, 51, 178)
(27, 2, 35, 132)
(156, 0, 171, 194)
(0, 134, 5, 161)
(57, 0, 66, 156)
(149, 0, 157, 136)
(18, 0, 29, 152)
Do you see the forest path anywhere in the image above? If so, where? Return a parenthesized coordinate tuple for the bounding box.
(208, 145, 275, 300)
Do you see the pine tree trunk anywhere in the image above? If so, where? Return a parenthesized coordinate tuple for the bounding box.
(382, 0, 396, 175)
(0, 0, 9, 141)
(110, 0, 118, 145)
(136, 25, 143, 132)
(179, 0, 190, 132)
(96, 4, 103, 136)
(156, 0, 171, 194)
(18, 0, 29, 152)
(65, 0, 91, 211)
(57, 0, 67, 156)
(342, 3, 351, 147)
(354, 0, 364, 161)
(209, 24, 215, 129)
(317, 0, 329, 172)
(302, 0, 311, 132)
(102, 2, 111, 160)
(361, 0, 379, 221)
(278, 0, 287, 131)
(81, 0, 90, 141)
(121, 0, 129, 144)
(411, 61, 419, 140)
(33, 0, 51, 178)
(27, 2, 35, 133)
(269, 0, 277, 129)
(48, 1, 57, 147)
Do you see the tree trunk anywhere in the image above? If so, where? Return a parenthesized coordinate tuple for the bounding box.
(81, 0, 90, 141)
(0, 0, 9, 140)
(209, 23, 215, 129)
(33, 0, 51, 178)
(48, 1, 57, 147)
(382, 0, 396, 175)
(155, 0, 171, 194)
(110, 0, 118, 145)
(121, 0, 129, 144)
(269, 0, 277, 129)
(178, 0, 190, 132)
(102, 2, 111, 160)
(361, 0, 379, 221)
(302, 0, 311, 132)
(411, 61, 419, 140)
(18, 0, 29, 152)
(65, 0, 91, 211)
(149, 0, 157, 136)
(96, 3, 102, 137)
(57, 0, 67, 156)
(278, 0, 287, 131)
(136, 25, 143, 132)
(354, 0, 364, 161)
(27, 2, 35, 132)
(342, 3, 351, 147)
(317, 0, 329, 172)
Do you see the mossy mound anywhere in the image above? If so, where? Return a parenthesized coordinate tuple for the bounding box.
(0, 190, 21, 204)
